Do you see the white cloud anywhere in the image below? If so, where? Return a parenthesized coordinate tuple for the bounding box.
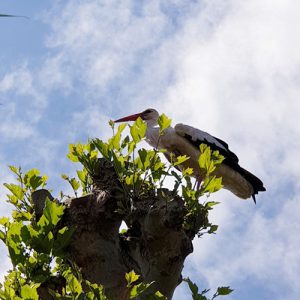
(40, 0, 172, 98)
(0, 64, 47, 140)
(167, 0, 300, 298)
(183, 193, 300, 299)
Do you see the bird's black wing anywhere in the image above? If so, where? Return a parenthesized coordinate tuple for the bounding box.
(175, 123, 239, 165)
(175, 123, 266, 201)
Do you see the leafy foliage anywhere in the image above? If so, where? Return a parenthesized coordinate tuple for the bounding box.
(67, 116, 224, 232)
(0, 168, 105, 299)
(0, 112, 232, 299)
(184, 278, 233, 300)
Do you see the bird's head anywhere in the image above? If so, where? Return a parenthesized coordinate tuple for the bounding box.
(114, 108, 159, 126)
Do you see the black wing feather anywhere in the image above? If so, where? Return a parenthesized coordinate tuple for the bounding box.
(175, 124, 266, 200)
(175, 123, 239, 164)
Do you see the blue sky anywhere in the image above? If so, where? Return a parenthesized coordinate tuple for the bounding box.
(1, 1, 300, 299)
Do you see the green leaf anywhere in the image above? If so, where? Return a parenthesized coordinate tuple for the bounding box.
(126, 270, 140, 286)
(109, 130, 122, 150)
(63, 269, 82, 297)
(128, 141, 136, 155)
(125, 174, 134, 186)
(152, 291, 168, 299)
(212, 151, 225, 165)
(37, 215, 50, 232)
(203, 176, 223, 194)
(4, 183, 24, 200)
(158, 114, 172, 133)
(24, 169, 47, 190)
(6, 221, 26, 265)
(43, 198, 65, 227)
(0, 230, 5, 241)
(109, 120, 115, 128)
(117, 123, 127, 134)
(184, 278, 199, 295)
(93, 138, 110, 159)
(205, 201, 220, 208)
(183, 168, 193, 176)
(8, 165, 20, 176)
(208, 224, 218, 234)
(0, 217, 10, 226)
(217, 286, 233, 296)
(61, 174, 68, 180)
(54, 226, 75, 256)
(77, 169, 87, 183)
(42, 231, 54, 254)
(70, 178, 80, 192)
(198, 145, 211, 171)
(12, 210, 32, 221)
(67, 144, 80, 162)
(20, 284, 39, 300)
(130, 118, 147, 143)
(173, 155, 190, 167)
(129, 282, 153, 299)
(112, 151, 124, 175)
(138, 148, 148, 165)
(217, 286, 233, 295)
(111, 135, 122, 150)
(119, 228, 128, 234)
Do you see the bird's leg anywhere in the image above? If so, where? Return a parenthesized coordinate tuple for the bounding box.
(196, 175, 204, 190)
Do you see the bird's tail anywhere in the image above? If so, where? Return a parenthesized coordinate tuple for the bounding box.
(239, 168, 266, 203)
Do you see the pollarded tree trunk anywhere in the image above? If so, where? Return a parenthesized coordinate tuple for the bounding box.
(32, 159, 205, 299)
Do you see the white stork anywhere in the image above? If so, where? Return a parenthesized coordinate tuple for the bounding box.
(115, 108, 266, 202)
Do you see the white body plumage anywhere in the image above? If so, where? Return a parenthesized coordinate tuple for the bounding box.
(115, 109, 265, 201)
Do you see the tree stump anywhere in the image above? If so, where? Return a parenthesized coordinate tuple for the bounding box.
(33, 159, 205, 299)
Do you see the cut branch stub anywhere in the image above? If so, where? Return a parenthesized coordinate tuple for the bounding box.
(31, 189, 54, 221)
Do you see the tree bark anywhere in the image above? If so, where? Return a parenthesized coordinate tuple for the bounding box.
(33, 159, 201, 299)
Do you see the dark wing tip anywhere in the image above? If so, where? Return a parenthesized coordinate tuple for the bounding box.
(251, 185, 266, 204)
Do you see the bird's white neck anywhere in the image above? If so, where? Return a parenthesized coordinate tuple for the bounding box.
(145, 123, 174, 149)
(145, 125, 160, 148)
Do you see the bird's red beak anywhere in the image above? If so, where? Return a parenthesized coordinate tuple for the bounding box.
(114, 113, 142, 123)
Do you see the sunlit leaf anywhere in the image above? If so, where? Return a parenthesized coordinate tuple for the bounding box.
(173, 155, 190, 167)
(0, 230, 5, 241)
(43, 198, 65, 227)
(0, 217, 9, 226)
(203, 176, 223, 194)
(76, 169, 87, 183)
(20, 284, 39, 300)
(130, 118, 147, 143)
(4, 183, 24, 200)
(158, 113, 172, 133)
(70, 178, 80, 192)
(205, 201, 220, 208)
(67, 144, 80, 162)
(183, 168, 193, 176)
(63, 269, 82, 297)
(125, 270, 140, 286)
(129, 282, 153, 299)
(93, 138, 110, 159)
(8, 165, 20, 176)
(24, 169, 47, 190)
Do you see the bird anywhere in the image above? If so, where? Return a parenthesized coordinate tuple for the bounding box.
(114, 108, 266, 202)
